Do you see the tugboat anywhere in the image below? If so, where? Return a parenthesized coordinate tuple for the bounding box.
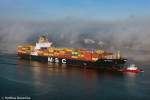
(123, 64, 144, 73)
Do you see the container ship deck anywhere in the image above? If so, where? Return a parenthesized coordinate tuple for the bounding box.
(17, 35, 127, 69)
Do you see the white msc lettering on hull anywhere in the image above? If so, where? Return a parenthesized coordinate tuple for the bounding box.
(48, 57, 66, 64)
(48, 57, 53, 62)
(62, 59, 66, 64)
(55, 58, 59, 63)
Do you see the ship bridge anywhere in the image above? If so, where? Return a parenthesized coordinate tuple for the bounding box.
(35, 35, 52, 49)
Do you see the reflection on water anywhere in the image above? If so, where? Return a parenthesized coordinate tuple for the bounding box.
(17, 59, 127, 91)
(0, 55, 149, 100)
(17, 59, 125, 79)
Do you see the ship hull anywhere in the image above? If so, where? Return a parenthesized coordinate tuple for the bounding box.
(18, 53, 127, 69)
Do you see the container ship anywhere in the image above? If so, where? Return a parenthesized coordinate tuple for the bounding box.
(17, 35, 127, 69)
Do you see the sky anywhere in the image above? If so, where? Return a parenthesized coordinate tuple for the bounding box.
(0, 0, 150, 62)
(0, 0, 150, 21)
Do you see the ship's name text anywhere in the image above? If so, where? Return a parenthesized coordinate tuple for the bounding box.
(48, 57, 66, 64)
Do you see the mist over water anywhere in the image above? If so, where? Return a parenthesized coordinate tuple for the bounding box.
(0, 17, 150, 62)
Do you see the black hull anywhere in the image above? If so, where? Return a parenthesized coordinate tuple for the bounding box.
(18, 54, 127, 69)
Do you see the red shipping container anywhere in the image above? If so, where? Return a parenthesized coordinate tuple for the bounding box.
(84, 53, 92, 61)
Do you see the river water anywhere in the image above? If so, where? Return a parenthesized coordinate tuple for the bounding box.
(0, 53, 150, 100)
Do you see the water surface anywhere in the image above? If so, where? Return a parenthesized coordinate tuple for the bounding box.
(0, 54, 149, 100)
